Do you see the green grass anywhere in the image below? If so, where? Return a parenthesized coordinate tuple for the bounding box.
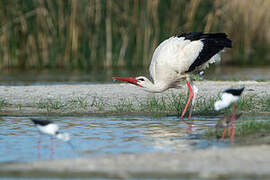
(263, 97, 270, 112)
(108, 93, 270, 116)
(0, 98, 8, 110)
(234, 117, 270, 136)
(89, 96, 108, 111)
(237, 95, 258, 111)
(113, 99, 135, 113)
(138, 96, 167, 113)
(36, 98, 66, 112)
(194, 96, 218, 115)
(3, 93, 270, 116)
(206, 117, 270, 138)
(166, 93, 186, 114)
(68, 97, 88, 110)
(35, 96, 109, 113)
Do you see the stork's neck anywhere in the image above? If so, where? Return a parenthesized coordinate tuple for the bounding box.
(141, 80, 169, 93)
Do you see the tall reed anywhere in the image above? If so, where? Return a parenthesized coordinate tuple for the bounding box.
(0, 0, 269, 70)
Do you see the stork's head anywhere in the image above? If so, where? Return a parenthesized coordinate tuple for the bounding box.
(112, 76, 152, 88)
(113, 76, 169, 93)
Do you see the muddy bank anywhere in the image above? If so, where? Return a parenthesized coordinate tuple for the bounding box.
(0, 81, 269, 114)
(1, 145, 270, 179)
(235, 131, 270, 146)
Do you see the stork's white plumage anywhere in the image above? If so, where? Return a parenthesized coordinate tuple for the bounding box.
(113, 32, 232, 121)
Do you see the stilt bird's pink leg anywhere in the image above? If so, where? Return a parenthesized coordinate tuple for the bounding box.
(37, 135, 41, 159)
(221, 128, 226, 140)
(50, 137, 54, 160)
(232, 104, 237, 124)
(230, 104, 237, 143)
(230, 125, 235, 144)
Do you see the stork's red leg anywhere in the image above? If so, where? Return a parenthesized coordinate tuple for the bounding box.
(181, 81, 193, 122)
(187, 82, 193, 119)
(188, 82, 198, 120)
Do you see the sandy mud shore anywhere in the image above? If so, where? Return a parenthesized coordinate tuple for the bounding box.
(1, 145, 270, 179)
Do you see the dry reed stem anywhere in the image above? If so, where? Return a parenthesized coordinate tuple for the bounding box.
(0, 0, 269, 70)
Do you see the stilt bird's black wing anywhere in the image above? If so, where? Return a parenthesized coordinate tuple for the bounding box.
(30, 118, 53, 126)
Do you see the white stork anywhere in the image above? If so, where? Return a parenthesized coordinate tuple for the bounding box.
(113, 32, 232, 121)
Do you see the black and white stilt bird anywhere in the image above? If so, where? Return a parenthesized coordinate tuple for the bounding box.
(31, 118, 70, 141)
(113, 32, 232, 122)
(30, 118, 70, 159)
(214, 87, 245, 141)
(214, 87, 245, 111)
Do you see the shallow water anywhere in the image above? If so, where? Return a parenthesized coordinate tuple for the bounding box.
(0, 66, 269, 85)
(0, 115, 230, 163)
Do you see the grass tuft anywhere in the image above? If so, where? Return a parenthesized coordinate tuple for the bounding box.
(236, 119, 270, 136)
(113, 99, 135, 113)
(36, 98, 66, 112)
(166, 93, 185, 114)
(237, 95, 257, 111)
(0, 98, 8, 110)
(263, 97, 270, 112)
(138, 96, 166, 113)
(194, 96, 219, 115)
(90, 96, 108, 111)
(68, 97, 88, 110)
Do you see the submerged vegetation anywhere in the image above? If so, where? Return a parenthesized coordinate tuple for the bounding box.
(0, 0, 270, 70)
(207, 117, 270, 138)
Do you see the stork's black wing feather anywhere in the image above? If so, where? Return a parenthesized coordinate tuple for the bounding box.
(177, 32, 232, 72)
(30, 118, 53, 126)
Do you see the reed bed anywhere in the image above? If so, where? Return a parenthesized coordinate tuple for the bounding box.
(0, 0, 269, 70)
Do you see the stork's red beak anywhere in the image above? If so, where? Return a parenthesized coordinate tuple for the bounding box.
(112, 77, 142, 87)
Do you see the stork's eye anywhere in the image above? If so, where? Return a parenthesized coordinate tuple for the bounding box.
(138, 78, 145, 81)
